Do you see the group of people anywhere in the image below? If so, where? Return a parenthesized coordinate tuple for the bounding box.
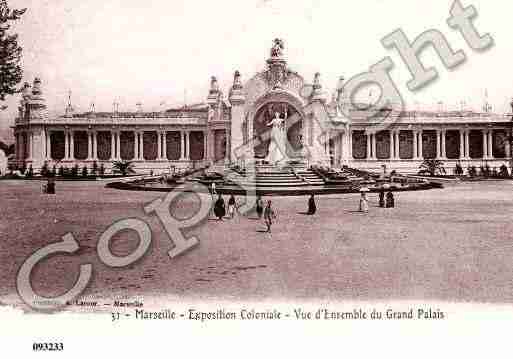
(359, 188, 395, 213)
(211, 185, 395, 230)
(213, 194, 238, 220)
(379, 189, 395, 208)
(212, 194, 278, 233)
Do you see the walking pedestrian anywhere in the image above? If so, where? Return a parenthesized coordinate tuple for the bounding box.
(379, 188, 385, 208)
(214, 194, 226, 220)
(307, 194, 317, 215)
(359, 189, 369, 213)
(263, 200, 277, 233)
(386, 190, 395, 208)
(256, 195, 264, 219)
(228, 194, 236, 219)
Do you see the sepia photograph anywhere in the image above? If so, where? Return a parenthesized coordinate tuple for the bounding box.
(0, 0, 512, 357)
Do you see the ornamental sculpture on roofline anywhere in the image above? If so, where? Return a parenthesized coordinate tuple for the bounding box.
(266, 38, 289, 89)
(270, 38, 285, 58)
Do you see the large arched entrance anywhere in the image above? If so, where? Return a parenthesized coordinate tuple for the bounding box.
(252, 101, 304, 160)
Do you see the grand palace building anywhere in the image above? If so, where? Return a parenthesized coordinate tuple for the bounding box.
(12, 40, 513, 175)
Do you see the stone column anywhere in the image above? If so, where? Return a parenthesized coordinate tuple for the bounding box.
(441, 129, 447, 159)
(69, 131, 75, 160)
(116, 131, 121, 160)
(412, 130, 418, 159)
(139, 132, 144, 160)
(338, 132, 344, 165)
(91, 131, 97, 160)
(418, 130, 423, 159)
(488, 130, 493, 159)
(133, 132, 139, 160)
(465, 130, 470, 159)
(180, 131, 185, 160)
(46, 130, 51, 160)
(162, 131, 167, 160)
(41, 130, 46, 160)
(436, 129, 441, 159)
(110, 131, 116, 160)
(87, 131, 93, 160)
(371, 133, 377, 160)
(157, 131, 162, 160)
(186, 131, 191, 159)
(64, 131, 69, 160)
(459, 130, 465, 159)
(207, 130, 214, 161)
(395, 130, 400, 159)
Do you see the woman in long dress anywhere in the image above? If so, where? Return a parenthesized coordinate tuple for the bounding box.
(228, 194, 236, 218)
(256, 196, 264, 219)
(307, 194, 316, 215)
(359, 192, 369, 213)
(378, 189, 385, 208)
(266, 112, 286, 164)
(264, 200, 277, 233)
(214, 194, 226, 220)
(386, 191, 395, 208)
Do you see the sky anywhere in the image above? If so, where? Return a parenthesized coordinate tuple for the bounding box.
(1, 0, 512, 140)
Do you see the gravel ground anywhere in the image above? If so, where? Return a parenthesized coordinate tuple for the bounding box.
(1, 179, 513, 309)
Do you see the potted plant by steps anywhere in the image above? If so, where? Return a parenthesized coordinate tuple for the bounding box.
(112, 160, 136, 176)
(499, 164, 510, 178)
(418, 159, 446, 177)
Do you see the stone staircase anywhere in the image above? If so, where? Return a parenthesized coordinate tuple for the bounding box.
(224, 164, 325, 188)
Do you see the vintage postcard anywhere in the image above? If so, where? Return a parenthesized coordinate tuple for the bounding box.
(0, 0, 512, 357)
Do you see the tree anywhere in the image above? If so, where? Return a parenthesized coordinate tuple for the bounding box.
(418, 159, 446, 176)
(0, 1, 26, 104)
(112, 160, 136, 176)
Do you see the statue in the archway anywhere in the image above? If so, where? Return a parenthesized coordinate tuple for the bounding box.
(265, 110, 288, 165)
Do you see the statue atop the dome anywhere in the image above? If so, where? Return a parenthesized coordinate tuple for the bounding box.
(270, 38, 285, 58)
